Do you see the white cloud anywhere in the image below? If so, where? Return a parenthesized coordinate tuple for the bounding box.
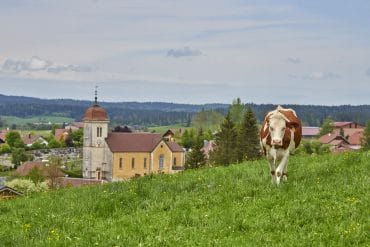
(167, 47, 202, 58)
(1, 56, 91, 74)
(366, 68, 370, 76)
(289, 72, 341, 80)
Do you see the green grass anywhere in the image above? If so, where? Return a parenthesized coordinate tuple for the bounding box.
(2, 116, 74, 126)
(1, 152, 369, 246)
(148, 124, 190, 134)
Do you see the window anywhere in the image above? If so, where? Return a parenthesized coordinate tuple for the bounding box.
(159, 155, 164, 170)
(144, 158, 147, 169)
(119, 158, 123, 169)
(97, 127, 102, 137)
(173, 157, 177, 166)
(131, 158, 135, 169)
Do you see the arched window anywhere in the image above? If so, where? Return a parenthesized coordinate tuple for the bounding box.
(159, 155, 164, 170)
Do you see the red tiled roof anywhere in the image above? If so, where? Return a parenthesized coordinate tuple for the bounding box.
(302, 127, 320, 136)
(72, 122, 84, 128)
(106, 133, 162, 152)
(166, 142, 184, 152)
(347, 131, 364, 145)
(15, 161, 44, 176)
(0, 130, 9, 141)
(334, 122, 352, 127)
(55, 129, 69, 141)
(106, 132, 184, 153)
(83, 105, 109, 121)
(22, 134, 42, 145)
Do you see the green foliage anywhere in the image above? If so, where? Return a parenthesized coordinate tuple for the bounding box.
(186, 129, 207, 169)
(26, 167, 45, 184)
(30, 140, 47, 150)
(191, 109, 224, 131)
(5, 179, 48, 195)
(228, 98, 245, 126)
(0, 143, 11, 154)
(210, 112, 238, 166)
(181, 129, 196, 149)
(237, 107, 261, 161)
(296, 140, 331, 155)
(362, 121, 370, 150)
(0, 152, 368, 246)
(11, 148, 30, 168)
(5, 131, 24, 148)
(319, 118, 334, 136)
(70, 128, 83, 147)
(48, 137, 62, 149)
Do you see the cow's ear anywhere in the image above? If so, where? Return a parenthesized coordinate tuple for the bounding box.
(286, 120, 300, 129)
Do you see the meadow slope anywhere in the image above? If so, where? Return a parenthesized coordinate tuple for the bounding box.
(0, 152, 369, 246)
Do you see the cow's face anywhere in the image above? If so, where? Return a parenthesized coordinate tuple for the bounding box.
(268, 115, 286, 147)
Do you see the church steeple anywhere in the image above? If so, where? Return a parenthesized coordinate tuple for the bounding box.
(94, 85, 98, 106)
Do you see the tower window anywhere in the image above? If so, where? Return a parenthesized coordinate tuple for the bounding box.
(144, 158, 147, 169)
(97, 127, 102, 137)
(131, 158, 135, 169)
(173, 157, 177, 166)
(119, 158, 123, 169)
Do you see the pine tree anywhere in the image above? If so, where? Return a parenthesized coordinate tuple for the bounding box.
(210, 112, 238, 166)
(185, 129, 207, 169)
(229, 98, 245, 126)
(362, 121, 370, 150)
(237, 107, 261, 161)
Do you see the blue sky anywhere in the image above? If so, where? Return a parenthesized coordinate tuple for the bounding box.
(0, 0, 369, 104)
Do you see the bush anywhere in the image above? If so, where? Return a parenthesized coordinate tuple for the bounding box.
(0, 144, 11, 154)
(6, 179, 48, 194)
(296, 140, 330, 155)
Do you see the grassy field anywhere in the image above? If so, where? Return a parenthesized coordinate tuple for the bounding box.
(0, 152, 369, 246)
(2, 116, 74, 126)
(148, 124, 191, 134)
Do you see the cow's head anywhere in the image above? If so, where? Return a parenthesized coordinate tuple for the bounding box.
(267, 113, 286, 147)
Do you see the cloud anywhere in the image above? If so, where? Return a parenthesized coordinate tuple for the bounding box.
(289, 72, 341, 80)
(366, 68, 370, 76)
(285, 57, 301, 64)
(1, 56, 91, 74)
(167, 47, 202, 58)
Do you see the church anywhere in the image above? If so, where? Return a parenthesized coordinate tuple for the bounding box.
(82, 95, 185, 181)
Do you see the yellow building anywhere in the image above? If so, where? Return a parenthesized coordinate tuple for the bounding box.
(82, 96, 185, 181)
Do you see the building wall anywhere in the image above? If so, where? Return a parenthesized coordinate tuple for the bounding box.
(112, 152, 151, 180)
(151, 141, 173, 174)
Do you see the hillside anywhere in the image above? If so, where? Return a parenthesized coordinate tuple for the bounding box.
(1, 94, 370, 127)
(1, 152, 369, 246)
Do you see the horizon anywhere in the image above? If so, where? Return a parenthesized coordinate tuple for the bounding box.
(0, 1, 369, 105)
(1, 93, 369, 107)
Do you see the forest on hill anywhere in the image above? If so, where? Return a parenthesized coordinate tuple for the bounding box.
(0, 94, 369, 127)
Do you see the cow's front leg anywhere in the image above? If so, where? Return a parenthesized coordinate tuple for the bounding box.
(275, 152, 290, 185)
(267, 156, 276, 184)
(282, 162, 288, 181)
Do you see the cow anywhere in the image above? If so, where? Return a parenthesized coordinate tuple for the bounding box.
(260, 106, 302, 185)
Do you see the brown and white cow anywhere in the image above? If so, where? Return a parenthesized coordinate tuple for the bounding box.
(260, 106, 302, 185)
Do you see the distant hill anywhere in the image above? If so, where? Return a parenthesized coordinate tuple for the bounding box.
(0, 94, 369, 126)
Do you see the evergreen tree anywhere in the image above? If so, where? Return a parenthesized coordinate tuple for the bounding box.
(185, 129, 207, 169)
(237, 107, 261, 161)
(229, 98, 245, 126)
(362, 121, 370, 150)
(210, 112, 238, 166)
(319, 118, 334, 136)
(5, 131, 24, 148)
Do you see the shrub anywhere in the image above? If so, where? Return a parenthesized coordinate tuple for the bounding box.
(6, 179, 48, 194)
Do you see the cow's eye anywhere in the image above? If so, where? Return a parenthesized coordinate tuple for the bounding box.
(270, 127, 274, 131)
(282, 127, 286, 131)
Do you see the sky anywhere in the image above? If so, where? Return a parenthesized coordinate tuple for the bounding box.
(0, 0, 369, 105)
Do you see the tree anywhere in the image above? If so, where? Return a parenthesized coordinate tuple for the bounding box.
(186, 129, 207, 169)
(237, 107, 261, 161)
(181, 129, 196, 149)
(48, 137, 62, 149)
(31, 140, 47, 150)
(362, 121, 370, 150)
(6, 131, 24, 148)
(27, 167, 45, 184)
(0, 143, 11, 154)
(319, 118, 334, 136)
(191, 110, 224, 131)
(11, 148, 30, 168)
(45, 156, 64, 189)
(70, 129, 83, 147)
(229, 98, 245, 126)
(210, 112, 238, 166)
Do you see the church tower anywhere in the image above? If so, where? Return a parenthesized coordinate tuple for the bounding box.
(82, 87, 109, 180)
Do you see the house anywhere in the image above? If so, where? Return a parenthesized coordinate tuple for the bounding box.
(15, 161, 64, 177)
(64, 122, 84, 131)
(319, 133, 351, 152)
(302, 127, 320, 138)
(334, 121, 364, 129)
(0, 185, 23, 199)
(82, 96, 185, 181)
(202, 140, 215, 159)
(22, 134, 48, 147)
